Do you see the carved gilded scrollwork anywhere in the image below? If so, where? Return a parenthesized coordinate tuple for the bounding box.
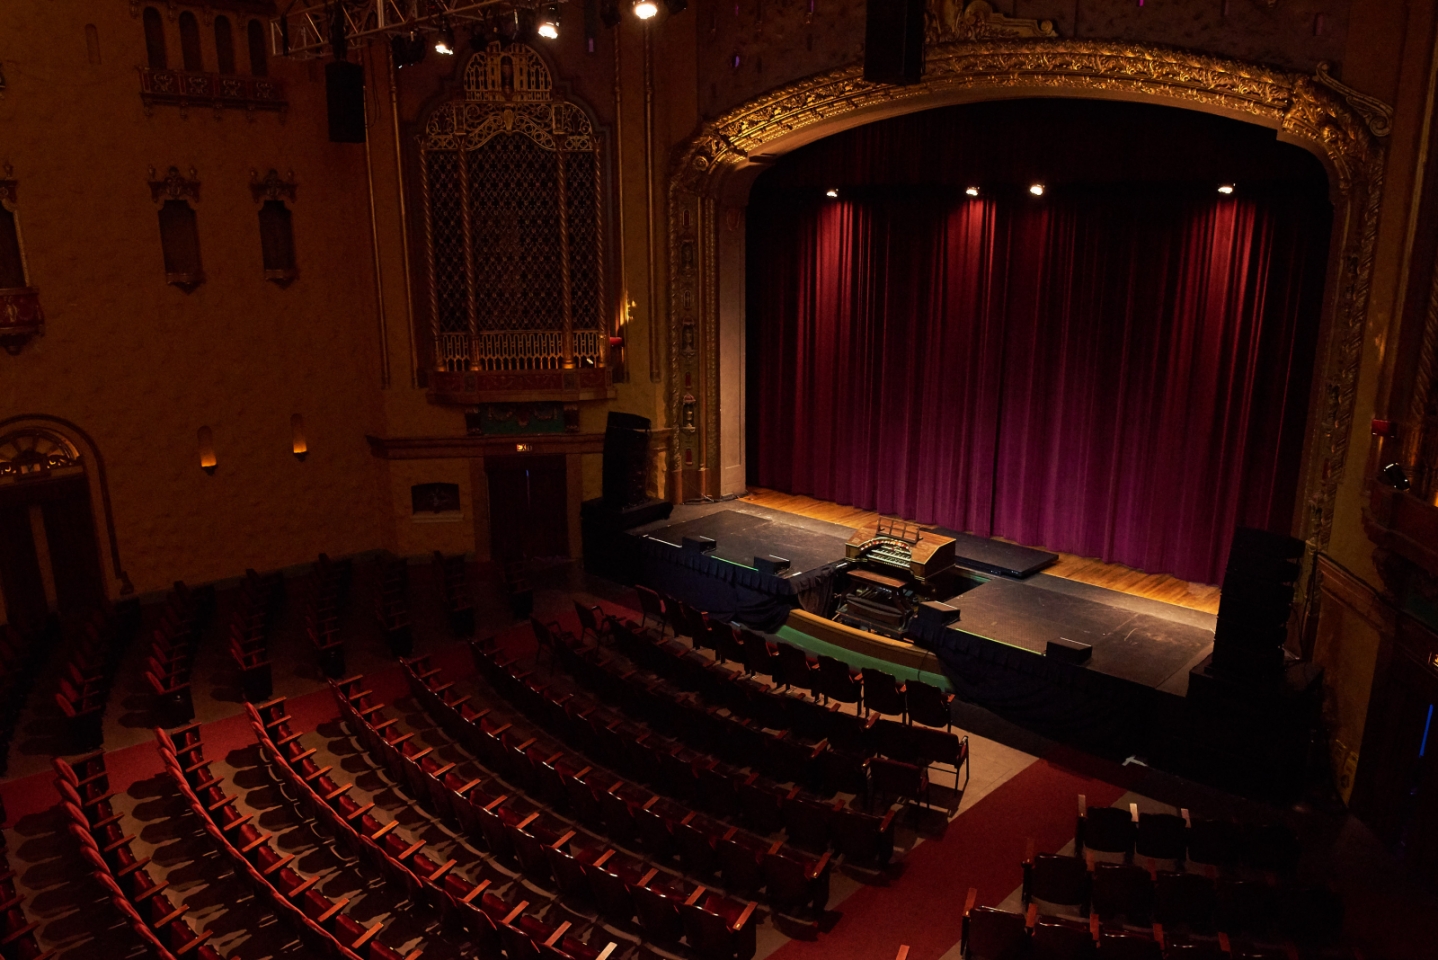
(929, 1, 1058, 43)
(667, 39, 1387, 580)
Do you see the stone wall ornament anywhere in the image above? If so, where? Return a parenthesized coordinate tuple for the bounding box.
(929, 0, 1058, 44)
(250, 167, 298, 203)
(148, 165, 201, 203)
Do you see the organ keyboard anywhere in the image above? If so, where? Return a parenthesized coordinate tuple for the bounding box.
(844, 517, 957, 583)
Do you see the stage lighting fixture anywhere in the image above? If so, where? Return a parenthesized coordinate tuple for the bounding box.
(391, 32, 428, 66)
(1380, 463, 1411, 491)
(1029, 183, 1045, 196)
(965, 186, 980, 197)
(633, 0, 659, 19)
(826, 188, 839, 198)
(1218, 183, 1235, 195)
(537, 4, 560, 38)
(434, 22, 456, 55)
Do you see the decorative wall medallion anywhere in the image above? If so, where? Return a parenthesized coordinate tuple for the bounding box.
(250, 167, 298, 202)
(148, 165, 201, 202)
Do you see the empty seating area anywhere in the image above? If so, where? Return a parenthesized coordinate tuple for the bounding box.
(333, 668, 763, 957)
(51, 601, 141, 753)
(950, 794, 1349, 960)
(0, 554, 1386, 960)
(375, 556, 413, 657)
(143, 582, 213, 726)
(543, 597, 969, 815)
(307, 553, 353, 679)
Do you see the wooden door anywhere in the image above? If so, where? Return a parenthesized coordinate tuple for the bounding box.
(486, 455, 569, 563)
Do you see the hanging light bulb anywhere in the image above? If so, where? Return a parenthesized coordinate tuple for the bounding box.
(433, 21, 456, 55)
(633, 0, 659, 19)
(537, 4, 560, 38)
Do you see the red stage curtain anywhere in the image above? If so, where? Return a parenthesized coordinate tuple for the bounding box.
(747, 186, 1328, 584)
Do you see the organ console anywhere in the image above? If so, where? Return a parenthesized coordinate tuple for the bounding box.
(830, 518, 959, 640)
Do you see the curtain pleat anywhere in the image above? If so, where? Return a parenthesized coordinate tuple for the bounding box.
(747, 186, 1329, 584)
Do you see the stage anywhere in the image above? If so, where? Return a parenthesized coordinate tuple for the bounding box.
(618, 501, 1220, 763)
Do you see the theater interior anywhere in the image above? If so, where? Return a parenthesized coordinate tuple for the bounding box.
(1, 2, 1437, 959)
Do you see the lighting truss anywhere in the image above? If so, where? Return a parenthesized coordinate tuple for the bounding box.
(270, 0, 563, 60)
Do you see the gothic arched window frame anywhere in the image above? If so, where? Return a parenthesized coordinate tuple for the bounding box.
(418, 43, 608, 379)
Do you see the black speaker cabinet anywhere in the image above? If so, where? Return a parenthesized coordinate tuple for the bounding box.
(754, 555, 791, 576)
(326, 61, 366, 143)
(602, 412, 652, 507)
(682, 536, 717, 554)
(864, 0, 925, 84)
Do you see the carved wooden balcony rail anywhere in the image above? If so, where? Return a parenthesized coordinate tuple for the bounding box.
(0, 286, 43, 354)
(438, 329, 607, 373)
(139, 68, 287, 113)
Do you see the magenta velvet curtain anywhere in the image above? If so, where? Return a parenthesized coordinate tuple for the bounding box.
(747, 186, 1327, 584)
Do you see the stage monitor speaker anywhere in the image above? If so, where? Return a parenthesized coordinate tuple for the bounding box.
(864, 0, 925, 84)
(916, 600, 961, 628)
(754, 555, 791, 576)
(326, 61, 366, 143)
(1046, 637, 1093, 664)
(602, 411, 651, 507)
(682, 536, 717, 554)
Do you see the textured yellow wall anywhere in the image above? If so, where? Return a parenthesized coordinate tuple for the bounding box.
(0, 2, 387, 594)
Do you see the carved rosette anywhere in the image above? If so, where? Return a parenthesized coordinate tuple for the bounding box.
(667, 39, 1387, 575)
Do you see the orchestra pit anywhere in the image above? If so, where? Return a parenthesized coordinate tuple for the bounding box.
(3, 2, 1438, 960)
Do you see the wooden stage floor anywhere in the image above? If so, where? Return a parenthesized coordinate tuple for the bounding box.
(740, 487, 1222, 615)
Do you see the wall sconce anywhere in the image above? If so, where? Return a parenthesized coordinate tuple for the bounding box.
(291, 413, 308, 461)
(198, 426, 217, 474)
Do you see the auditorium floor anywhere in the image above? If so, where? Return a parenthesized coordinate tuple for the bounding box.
(740, 488, 1224, 615)
(1, 559, 1429, 960)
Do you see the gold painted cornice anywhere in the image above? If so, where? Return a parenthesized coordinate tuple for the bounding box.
(676, 40, 1383, 196)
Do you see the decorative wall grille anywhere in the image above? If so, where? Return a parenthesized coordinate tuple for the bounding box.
(420, 43, 605, 374)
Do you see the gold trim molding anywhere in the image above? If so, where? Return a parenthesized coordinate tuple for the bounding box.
(666, 39, 1387, 585)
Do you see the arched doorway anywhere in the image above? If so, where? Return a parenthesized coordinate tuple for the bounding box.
(0, 425, 113, 628)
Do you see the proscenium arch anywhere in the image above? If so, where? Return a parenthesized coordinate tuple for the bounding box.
(665, 38, 1387, 604)
(0, 415, 131, 602)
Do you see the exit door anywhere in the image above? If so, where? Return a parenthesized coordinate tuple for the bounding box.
(486, 455, 569, 564)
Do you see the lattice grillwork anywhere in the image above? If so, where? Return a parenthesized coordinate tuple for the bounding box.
(470, 136, 563, 331)
(419, 42, 605, 376)
(426, 151, 469, 336)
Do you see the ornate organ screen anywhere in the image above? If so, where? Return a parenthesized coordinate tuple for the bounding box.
(421, 44, 605, 375)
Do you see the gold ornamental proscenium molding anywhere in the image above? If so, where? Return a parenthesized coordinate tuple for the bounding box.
(666, 38, 1388, 562)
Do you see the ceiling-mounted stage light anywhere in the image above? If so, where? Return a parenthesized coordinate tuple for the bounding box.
(1029, 183, 1045, 196)
(391, 32, 427, 67)
(633, 0, 659, 20)
(537, 4, 561, 39)
(434, 21, 456, 55)
(965, 186, 980, 197)
(825, 188, 839, 198)
(1218, 183, 1235, 195)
